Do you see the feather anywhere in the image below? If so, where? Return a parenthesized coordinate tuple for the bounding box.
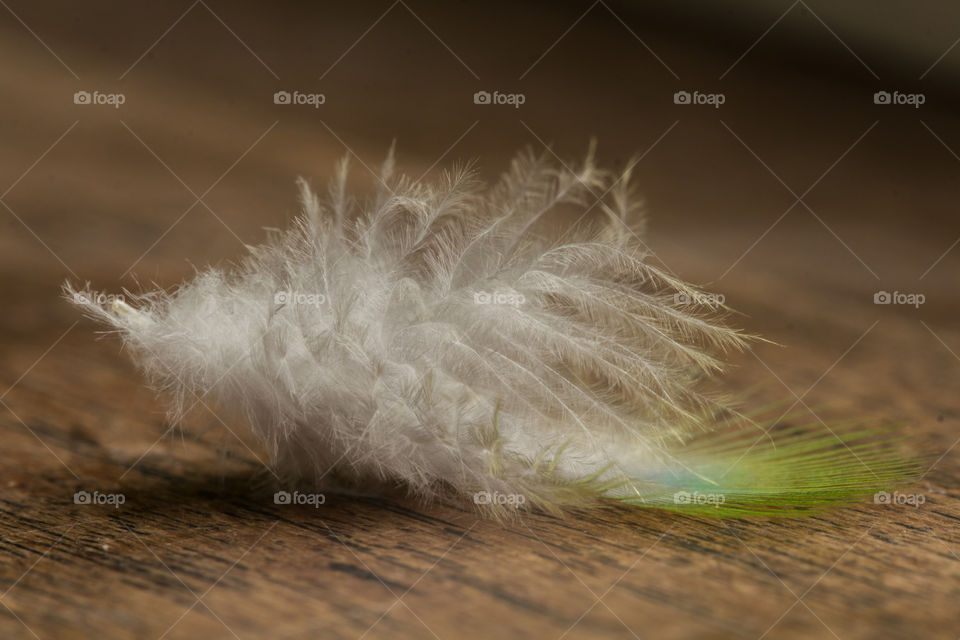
(65, 146, 917, 517)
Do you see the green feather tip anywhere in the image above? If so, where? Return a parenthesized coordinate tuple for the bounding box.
(607, 420, 922, 517)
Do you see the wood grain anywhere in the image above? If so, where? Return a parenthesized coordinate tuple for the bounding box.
(1, 2, 959, 638)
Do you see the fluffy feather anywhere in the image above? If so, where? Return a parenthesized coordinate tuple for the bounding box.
(66, 146, 917, 517)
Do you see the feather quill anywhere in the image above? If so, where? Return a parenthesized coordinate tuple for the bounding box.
(66, 146, 917, 517)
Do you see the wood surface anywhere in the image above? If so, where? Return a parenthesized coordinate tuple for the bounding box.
(1, 2, 958, 638)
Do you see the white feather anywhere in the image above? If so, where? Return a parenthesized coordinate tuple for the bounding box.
(67, 146, 749, 515)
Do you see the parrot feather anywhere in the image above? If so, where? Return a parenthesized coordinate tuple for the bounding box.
(65, 146, 918, 518)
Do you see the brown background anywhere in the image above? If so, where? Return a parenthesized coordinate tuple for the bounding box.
(1, 1, 958, 638)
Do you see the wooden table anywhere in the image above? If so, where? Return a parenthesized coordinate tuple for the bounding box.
(2, 2, 958, 638)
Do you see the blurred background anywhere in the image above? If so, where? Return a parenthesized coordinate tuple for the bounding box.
(2, 0, 958, 295)
(2, 2, 959, 639)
